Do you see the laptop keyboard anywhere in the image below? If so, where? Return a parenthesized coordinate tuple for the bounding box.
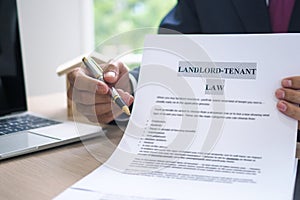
(0, 114, 61, 135)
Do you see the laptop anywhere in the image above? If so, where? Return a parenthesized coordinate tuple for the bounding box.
(0, 0, 102, 160)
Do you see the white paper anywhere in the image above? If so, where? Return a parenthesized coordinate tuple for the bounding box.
(56, 34, 299, 200)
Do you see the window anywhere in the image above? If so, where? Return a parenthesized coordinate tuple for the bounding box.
(93, 0, 176, 68)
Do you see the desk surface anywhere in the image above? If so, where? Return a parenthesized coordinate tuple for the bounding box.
(0, 93, 299, 200)
(0, 93, 123, 200)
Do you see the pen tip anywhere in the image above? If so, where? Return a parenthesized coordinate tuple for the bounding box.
(122, 106, 131, 116)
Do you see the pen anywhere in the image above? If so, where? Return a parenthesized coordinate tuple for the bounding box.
(82, 57, 131, 116)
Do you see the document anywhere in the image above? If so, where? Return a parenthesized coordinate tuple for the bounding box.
(56, 34, 299, 200)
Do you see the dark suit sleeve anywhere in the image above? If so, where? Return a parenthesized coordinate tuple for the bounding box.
(129, 66, 140, 82)
(158, 0, 201, 34)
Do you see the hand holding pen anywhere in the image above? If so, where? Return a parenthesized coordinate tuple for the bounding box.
(82, 57, 131, 116)
(66, 57, 134, 124)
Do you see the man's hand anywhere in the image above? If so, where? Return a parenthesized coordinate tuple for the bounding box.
(275, 76, 300, 130)
(67, 61, 134, 124)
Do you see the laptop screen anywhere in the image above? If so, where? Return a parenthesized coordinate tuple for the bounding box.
(0, 0, 27, 116)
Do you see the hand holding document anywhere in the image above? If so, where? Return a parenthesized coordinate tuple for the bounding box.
(56, 34, 300, 200)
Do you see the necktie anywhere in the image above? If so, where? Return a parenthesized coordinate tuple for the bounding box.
(269, 0, 295, 33)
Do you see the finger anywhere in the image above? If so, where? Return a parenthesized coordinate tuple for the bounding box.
(98, 112, 115, 124)
(94, 94, 112, 104)
(86, 111, 115, 124)
(75, 74, 109, 94)
(114, 61, 129, 77)
(85, 112, 114, 124)
(85, 100, 133, 124)
(75, 102, 112, 116)
(102, 63, 119, 84)
(116, 89, 134, 106)
(75, 88, 134, 124)
(277, 100, 300, 121)
(70, 86, 133, 105)
(275, 88, 300, 104)
(68, 68, 109, 94)
(67, 67, 90, 85)
(67, 68, 80, 86)
(103, 61, 129, 84)
(69, 88, 111, 104)
(282, 76, 300, 89)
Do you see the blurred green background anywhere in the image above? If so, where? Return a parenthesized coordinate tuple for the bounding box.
(94, 0, 176, 45)
(93, 0, 176, 68)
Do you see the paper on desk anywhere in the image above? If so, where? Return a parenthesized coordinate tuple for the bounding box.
(55, 34, 299, 200)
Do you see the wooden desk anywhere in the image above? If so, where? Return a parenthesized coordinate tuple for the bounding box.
(0, 93, 123, 200)
(0, 93, 299, 199)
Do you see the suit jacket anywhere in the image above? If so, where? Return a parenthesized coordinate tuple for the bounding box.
(130, 0, 300, 80)
(159, 0, 300, 34)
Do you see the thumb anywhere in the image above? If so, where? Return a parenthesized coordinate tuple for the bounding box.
(103, 63, 119, 84)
